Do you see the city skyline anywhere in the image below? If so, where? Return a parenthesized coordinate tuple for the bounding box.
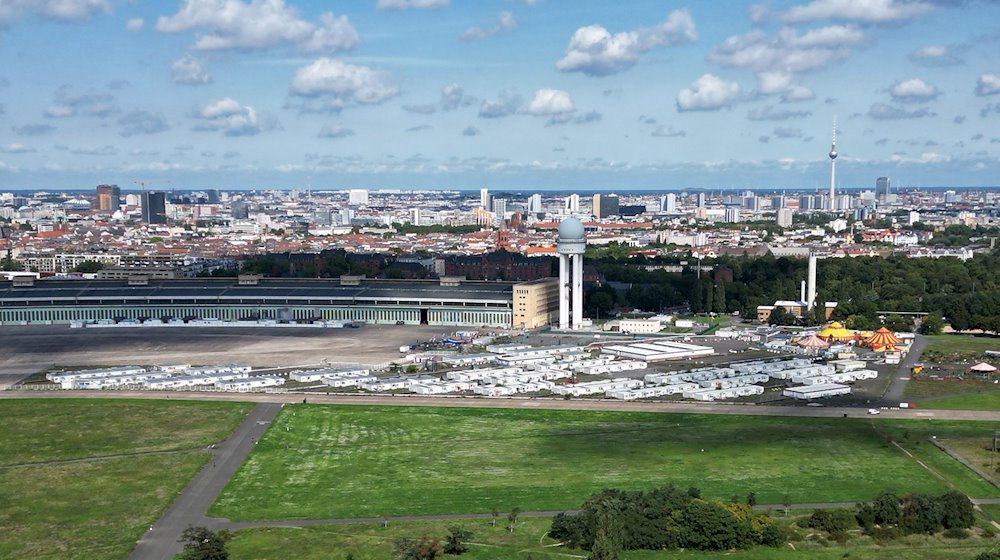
(2, 0, 1000, 190)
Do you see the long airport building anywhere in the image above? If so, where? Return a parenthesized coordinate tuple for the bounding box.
(0, 275, 560, 329)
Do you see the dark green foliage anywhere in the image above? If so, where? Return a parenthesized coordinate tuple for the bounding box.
(443, 526, 472, 555)
(550, 485, 783, 553)
(900, 493, 944, 535)
(71, 260, 105, 273)
(942, 527, 970, 539)
(921, 310, 945, 335)
(856, 489, 974, 539)
(938, 490, 976, 530)
(806, 509, 856, 536)
(856, 491, 901, 529)
(393, 536, 443, 560)
(179, 526, 230, 560)
(976, 552, 1000, 560)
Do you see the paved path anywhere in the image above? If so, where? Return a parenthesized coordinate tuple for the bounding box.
(883, 334, 927, 404)
(4, 389, 1000, 421)
(128, 402, 282, 560)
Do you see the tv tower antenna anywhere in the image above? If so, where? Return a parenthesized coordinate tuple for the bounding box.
(828, 115, 838, 209)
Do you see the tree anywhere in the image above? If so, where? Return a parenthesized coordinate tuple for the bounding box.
(588, 507, 622, 560)
(937, 491, 975, 530)
(393, 536, 443, 560)
(72, 260, 106, 273)
(507, 507, 521, 532)
(746, 492, 758, 507)
(921, 311, 944, 335)
(179, 526, 230, 560)
(443, 526, 472, 555)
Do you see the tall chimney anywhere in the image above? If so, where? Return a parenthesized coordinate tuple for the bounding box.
(801, 280, 806, 303)
(807, 254, 817, 311)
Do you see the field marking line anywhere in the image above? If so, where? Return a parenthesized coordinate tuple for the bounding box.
(0, 445, 209, 469)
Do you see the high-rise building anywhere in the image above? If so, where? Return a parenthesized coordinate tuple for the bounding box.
(592, 194, 619, 219)
(479, 187, 490, 209)
(661, 193, 677, 213)
(876, 177, 890, 201)
(348, 189, 369, 206)
(776, 208, 794, 228)
(140, 191, 167, 224)
(696, 192, 706, 208)
(410, 208, 421, 225)
(564, 193, 580, 213)
(527, 193, 542, 213)
(95, 184, 121, 212)
(491, 198, 507, 218)
(724, 207, 741, 223)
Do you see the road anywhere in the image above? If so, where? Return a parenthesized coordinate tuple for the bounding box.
(883, 333, 927, 404)
(3, 389, 1000, 421)
(127, 402, 282, 560)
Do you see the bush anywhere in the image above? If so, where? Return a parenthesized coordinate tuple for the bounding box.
(866, 526, 901, 543)
(807, 509, 855, 536)
(975, 552, 1000, 560)
(937, 491, 975, 530)
(942, 527, 969, 539)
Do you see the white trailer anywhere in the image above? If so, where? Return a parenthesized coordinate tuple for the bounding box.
(322, 374, 376, 388)
(783, 383, 852, 400)
(216, 376, 285, 392)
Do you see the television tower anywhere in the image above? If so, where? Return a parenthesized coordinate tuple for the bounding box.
(828, 116, 837, 210)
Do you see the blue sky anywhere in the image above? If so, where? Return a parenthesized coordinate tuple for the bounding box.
(1, 0, 999, 190)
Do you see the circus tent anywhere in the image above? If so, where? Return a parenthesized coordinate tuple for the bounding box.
(818, 321, 858, 343)
(797, 333, 830, 349)
(865, 327, 902, 352)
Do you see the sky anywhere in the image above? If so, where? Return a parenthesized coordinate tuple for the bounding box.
(1, 0, 999, 191)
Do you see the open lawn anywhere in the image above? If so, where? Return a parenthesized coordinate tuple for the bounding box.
(0, 453, 208, 560)
(0, 399, 248, 560)
(921, 392, 1000, 411)
(211, 406, 1000, 522)
(227, 517, 1000, 560)
(925, 334, 1000, 356)
(0, 398, 247, 465)
(904, 379, 1000, 403)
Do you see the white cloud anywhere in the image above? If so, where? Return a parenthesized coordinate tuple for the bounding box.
(555, 10, 696, 77)
(526, 89, 574, 115)
(156, 0, 359, 53)
(441, 83, 474, 110)
(193, 97, 262, 136)
(747, 105, 812, 121)
(118, 110, 169, 137)
(676, 74, 741, 112)
(868, 102, 934, 119)
(460, 11, 517, 41)
(478, 90, 522, 118)
(781, 0, 933, 23)
(889, 78, 939, 102)
(290, 58, 399, 108)
(44, 86, 116, 118)
(171, 55, 212, 85)
(0, 0, 110, 25)
(376, 0, 448, 10)
(317, 125, 354, 138)
(71, 144, 118, 156)
(126, 17, 144, 31)
(909, 45, 962, 67)
(976, 74, 1000, 96)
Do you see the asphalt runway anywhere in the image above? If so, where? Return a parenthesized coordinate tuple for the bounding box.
(0, 324, 450, 381)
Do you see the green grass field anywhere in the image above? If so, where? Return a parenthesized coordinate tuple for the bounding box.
(921, 392, 1000, 411)
(211, 405, 1000, 522)
(0, 398, 248, 560)
(904, 379, 1000, 402)
(926, 334, 1000, 355)
(227, 517, 999, 560)
(0, 398, 248, 465)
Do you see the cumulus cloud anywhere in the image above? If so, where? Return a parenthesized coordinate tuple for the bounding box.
(156, 0, 359, 53)
(12, 124, 55, 136)
(478, 90, 522, 118)
(440, 83, 474, 110)
(676, 74, 741, 112)
(460, 11, 516, 41)
(0, 0, 110, 25)
(317, 125, 354, 138)
(118, 110, 169, 137)
(976, 74, 1000, 96)
(289, 58, 399, 112)
(781, 0, 934, 23)
(525, 88, 574, 115)
(555, 10, 696, 77)
(462, 126, 480, 136)
(890, 78, 939, 102)
(868, 102, 934, 119)
(44, 86, 116, 118)
(192, 97, 263, 136)
(126, 17, 144, 31)
(402, 104, 436, 115)
(652, 125, 685, 137)
(171, 55, 212, 85)
(909, 44, 963, 66)
(709, 25, 862, 96)
(376, 0, 448, 10)
(773, 126, 803, 138)
(747, 105, 811, 121)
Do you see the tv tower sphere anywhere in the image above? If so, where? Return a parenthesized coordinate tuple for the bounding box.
(829, 147, 838, 160)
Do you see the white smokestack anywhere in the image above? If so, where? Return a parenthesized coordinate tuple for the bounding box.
(807, 254, 817, 311)
(801, 280, 806, 303)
